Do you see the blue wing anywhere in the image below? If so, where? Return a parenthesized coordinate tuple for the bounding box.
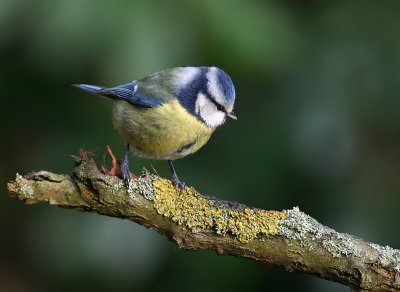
(73, 81, 163, 108)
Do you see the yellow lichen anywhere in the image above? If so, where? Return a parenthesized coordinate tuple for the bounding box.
(152, 179, 287, 243)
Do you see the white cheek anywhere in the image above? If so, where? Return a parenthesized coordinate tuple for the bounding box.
(205, 109, 226, 128)
(196, 93, 226, 128)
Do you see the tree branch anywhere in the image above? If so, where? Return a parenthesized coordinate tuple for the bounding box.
(7, 155, 400, 291)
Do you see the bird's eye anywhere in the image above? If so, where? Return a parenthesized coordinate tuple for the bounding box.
(216, 104, 224, 112)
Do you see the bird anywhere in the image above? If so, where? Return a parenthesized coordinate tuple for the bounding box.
(73, 66, 237, 187)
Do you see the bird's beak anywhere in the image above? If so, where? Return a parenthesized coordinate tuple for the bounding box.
(227, 112, 237, 120)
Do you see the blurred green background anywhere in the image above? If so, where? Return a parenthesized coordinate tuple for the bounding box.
(2, 0, 400, 291)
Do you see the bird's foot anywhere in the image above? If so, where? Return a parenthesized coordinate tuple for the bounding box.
(101, 145, 137, 183)
(171, 173, 186, 189)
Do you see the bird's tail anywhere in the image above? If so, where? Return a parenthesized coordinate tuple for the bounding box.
(72, 84, 105, 94)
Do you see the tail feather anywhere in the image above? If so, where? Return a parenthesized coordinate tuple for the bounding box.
(73, 82, 163, 108)
(72, 84, 105, 94)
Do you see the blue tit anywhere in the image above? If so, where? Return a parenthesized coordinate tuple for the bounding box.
(73, 66, 237, 187)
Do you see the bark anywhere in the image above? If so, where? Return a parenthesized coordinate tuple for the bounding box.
(7, 155, 400, 291)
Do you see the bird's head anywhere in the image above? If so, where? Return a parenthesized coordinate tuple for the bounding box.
(175, 66, 236, 128)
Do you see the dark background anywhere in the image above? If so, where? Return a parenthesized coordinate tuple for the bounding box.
(2, 0, 400, 291)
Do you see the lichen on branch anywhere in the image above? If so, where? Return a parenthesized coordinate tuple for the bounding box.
(153, 178, 286, 242)
(6, 152, 400, 291)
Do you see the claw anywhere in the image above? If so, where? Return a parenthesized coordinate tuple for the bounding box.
(168, 160, 185, 189)
(171, 174, 186, 189)
(101, 145, 137, 182)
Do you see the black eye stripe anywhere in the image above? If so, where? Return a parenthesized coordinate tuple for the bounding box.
(204, 92, 225, 112)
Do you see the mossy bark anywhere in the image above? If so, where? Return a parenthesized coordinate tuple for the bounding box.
(7, 156, 400, 291)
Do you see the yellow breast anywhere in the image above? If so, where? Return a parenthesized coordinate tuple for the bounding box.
(112, 100, 214, 160)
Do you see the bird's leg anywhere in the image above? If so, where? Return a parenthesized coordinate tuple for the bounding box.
(121, 144, 132, 185)
(168, 160, 185, 188)
(101, 145, 138, 181)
